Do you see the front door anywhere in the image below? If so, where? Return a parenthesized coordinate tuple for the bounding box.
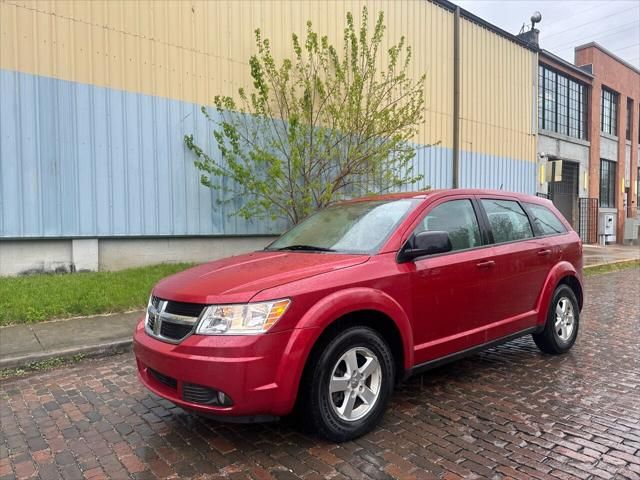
(403, 197, 498, 364)
(549, 160, 579, 227)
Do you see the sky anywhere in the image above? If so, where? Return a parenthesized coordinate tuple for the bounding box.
(453, 0, 640, 69)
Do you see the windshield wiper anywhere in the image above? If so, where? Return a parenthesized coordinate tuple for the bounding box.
(276, 244, 336, 252)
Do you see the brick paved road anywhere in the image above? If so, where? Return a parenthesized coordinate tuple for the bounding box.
(1, 268, 639, 480)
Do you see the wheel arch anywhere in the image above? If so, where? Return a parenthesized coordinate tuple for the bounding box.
(535, 261, 583, 326)
(558, 275, 583, 310)
(301, 309, 406, 386)
(272, 288, 414, 415)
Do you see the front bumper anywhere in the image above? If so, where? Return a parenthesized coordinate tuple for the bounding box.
(133, 319, 317, 417)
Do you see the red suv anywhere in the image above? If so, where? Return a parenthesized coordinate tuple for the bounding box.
(134, 189, 583, 441)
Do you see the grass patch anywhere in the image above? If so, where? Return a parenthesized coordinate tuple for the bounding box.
(0, 263, 195, 326)
(584, 259, 640, 277)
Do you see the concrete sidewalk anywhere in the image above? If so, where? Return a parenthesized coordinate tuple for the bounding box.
(0, 311, 142, 369)
(583, 244, 639, 267)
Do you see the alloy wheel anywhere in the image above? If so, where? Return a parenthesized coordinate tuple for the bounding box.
(554, 297, 575, 342)
(328, 346, 382, 422)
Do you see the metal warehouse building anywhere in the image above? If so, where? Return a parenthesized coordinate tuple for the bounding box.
(0, 0, 539, 275)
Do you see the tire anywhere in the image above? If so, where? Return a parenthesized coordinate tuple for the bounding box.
(299, 326, 395, 442)
(532, 284, 580, 354)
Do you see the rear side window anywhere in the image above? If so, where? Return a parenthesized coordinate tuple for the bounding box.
(525, 203, 567, 235)
(414, 199, 482, 251)
(481, 199, 534, 244)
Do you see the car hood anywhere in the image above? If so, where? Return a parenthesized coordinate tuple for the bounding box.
(153, 251, 369, 304)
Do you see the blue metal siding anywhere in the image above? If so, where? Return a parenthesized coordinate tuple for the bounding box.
(460, 151, 536, 194)
(0, 69, 286, 238)
(0, 69, 535, 238)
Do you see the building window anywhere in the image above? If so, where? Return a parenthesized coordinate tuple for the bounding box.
(538, 65, 587, 139)
(601, 88, 618, 136)
(599, 159, 616, 208)
(626, 98, 633, 141)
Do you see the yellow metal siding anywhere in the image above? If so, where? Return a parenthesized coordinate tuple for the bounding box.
(459, 19, 536, 161)
(1, 0, 535, 160)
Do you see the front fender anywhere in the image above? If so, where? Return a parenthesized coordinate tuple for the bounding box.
(270, 287, 413, 415)
(535, 261, 582, 327)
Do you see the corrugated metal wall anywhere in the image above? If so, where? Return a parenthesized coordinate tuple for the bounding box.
(0, 0, 456, 147)
(0, 69, 288, 237)
(0, 0, 537, 238)
(459, 19, 536, 163)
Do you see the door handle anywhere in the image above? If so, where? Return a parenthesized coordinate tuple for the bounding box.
(537, 249, 552, 256)
(476, 260, 495, 269)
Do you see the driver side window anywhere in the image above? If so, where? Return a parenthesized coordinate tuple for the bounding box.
(414, 199, 482, 251)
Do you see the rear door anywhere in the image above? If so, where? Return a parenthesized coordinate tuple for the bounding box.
(476, 196, 549, 335)
(402, 196, 499, 364)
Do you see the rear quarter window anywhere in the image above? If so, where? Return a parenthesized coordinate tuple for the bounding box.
(525, 203, 567, 236)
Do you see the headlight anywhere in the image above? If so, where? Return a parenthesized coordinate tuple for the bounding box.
(195, 299, 291, 335)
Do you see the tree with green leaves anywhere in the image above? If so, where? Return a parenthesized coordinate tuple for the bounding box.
(185, 7, 426, 225)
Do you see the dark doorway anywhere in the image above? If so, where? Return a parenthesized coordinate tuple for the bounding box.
(549, 160, 579, 228)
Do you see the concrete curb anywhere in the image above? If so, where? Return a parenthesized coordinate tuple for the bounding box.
(0, 310, 141, 371)
(0, 339, 133, 370)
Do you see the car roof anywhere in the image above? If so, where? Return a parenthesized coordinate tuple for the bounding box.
(339, 189, 549, 204)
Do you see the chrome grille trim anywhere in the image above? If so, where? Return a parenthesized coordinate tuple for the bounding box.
(145, 299, 202, 344)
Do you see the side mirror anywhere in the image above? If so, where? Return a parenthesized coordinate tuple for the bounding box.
(398, 231, 452, 262)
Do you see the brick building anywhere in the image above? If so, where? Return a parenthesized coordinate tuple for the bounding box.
(535, 42, 639, 244)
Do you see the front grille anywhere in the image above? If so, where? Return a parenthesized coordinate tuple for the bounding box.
(183, 383, 221, 405)
(160, 322, 193, 340)
(149, 369, 177, 390)
(147, 297, 206, 343)
(153, 296, 206, 318)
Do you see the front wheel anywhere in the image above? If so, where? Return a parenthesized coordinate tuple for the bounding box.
(532, 284, 580, 354)
(300, 326, 395, 442)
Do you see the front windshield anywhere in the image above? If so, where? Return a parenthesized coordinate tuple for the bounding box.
(267, 199, 420, 254)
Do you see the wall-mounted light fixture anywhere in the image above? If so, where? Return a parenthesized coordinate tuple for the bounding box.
(583, 171, 589, 191)
(539, 164, 545, 185)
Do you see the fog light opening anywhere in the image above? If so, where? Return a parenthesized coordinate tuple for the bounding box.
(182, 383, 233, 406)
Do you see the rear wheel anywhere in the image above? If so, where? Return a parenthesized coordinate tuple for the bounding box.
(300, 326, 395, 442)
(532, 285, 579, 354)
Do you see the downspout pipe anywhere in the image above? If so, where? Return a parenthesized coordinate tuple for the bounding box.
(452, 6, 460, 189)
